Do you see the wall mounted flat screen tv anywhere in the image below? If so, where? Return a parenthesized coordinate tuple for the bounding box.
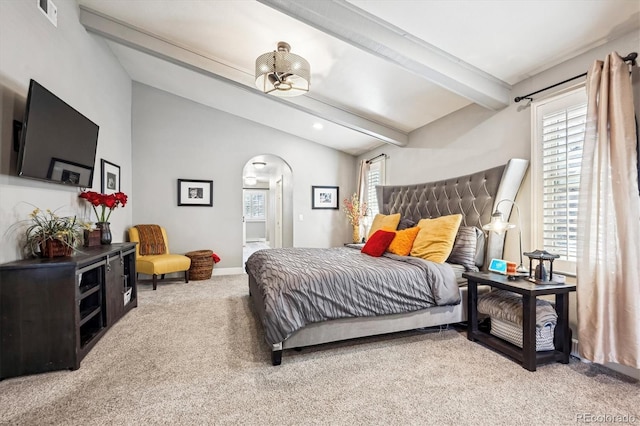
(17, 79, 99, 188)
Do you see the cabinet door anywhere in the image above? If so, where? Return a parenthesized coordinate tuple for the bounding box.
(105, 254, 125, 325)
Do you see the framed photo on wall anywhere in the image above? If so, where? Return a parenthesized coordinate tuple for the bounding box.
(178, 179, 213, 206)
(101, 159, 120, 194)
(312, 185, 339, 209)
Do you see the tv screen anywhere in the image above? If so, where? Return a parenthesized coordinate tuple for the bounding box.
(17, 80, 99, 188)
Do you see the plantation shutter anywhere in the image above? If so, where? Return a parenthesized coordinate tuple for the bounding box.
(366, 158, 385, 217)
(540, 102, 587, 261)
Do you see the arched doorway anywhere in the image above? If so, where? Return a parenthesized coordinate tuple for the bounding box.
(242, 155, 293, 263)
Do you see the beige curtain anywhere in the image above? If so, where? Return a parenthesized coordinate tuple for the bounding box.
(356, 159, 369, 206)
(577, 52, 640, 368)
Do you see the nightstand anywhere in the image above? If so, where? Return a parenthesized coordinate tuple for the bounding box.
(463, 271, 576, 371)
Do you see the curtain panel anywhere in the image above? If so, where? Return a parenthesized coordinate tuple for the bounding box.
(577, 52, 640, 369)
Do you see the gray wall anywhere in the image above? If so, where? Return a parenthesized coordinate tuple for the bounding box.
(131, 83, 356, 270)
(0, 0, 132, 263)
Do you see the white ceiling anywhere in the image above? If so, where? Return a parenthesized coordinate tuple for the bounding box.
(77, 0, 640, 156)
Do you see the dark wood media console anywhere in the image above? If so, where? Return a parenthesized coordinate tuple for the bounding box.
(0, 243, 137, 380)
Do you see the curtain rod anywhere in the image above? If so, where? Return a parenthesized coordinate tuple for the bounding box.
(514, 52, 637, 103)
(366, 153, 386, 164)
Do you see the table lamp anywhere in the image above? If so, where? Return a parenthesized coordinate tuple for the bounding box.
(482, 199, 528, 274)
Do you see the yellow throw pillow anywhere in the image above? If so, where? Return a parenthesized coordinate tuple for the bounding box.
(410, 214, 463, 263)
(367, 213, 401, 239)
(387, 226, 420, 256)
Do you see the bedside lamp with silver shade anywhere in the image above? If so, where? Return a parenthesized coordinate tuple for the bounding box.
(482, 199, 528, 275)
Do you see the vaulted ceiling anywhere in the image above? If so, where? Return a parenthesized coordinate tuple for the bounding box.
(78, 0, 640, 155)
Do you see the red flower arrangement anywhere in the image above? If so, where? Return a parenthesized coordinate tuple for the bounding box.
(79, 191, 128, 223)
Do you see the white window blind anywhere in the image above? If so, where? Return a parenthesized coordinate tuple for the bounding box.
(366, 159, 385, 217)
(532, 87, 587, 275)
(243, 190, 266, 220)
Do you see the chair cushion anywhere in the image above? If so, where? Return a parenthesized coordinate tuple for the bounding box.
(136, 254, 191, 275)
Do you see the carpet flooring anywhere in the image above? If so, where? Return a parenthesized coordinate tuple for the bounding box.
(0, 274, 638, 425)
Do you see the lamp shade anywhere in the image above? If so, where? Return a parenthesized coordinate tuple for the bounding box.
(255, 42, 310, 97)
(482, 211, 516, 235)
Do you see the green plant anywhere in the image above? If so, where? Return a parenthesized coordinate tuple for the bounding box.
(23, 208, 90, 257)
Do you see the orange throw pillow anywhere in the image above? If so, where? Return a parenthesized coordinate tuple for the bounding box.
(387, 227, 420, 256)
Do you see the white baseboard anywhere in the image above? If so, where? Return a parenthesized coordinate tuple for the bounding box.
(212, 267, 245, 276)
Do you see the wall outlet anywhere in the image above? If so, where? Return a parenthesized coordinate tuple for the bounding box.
(38, 0, 58, 27)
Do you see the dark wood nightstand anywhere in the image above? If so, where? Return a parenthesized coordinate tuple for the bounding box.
(463, 271, 576, 372)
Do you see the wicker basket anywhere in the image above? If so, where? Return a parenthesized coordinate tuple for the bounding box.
(185, 249, 214, 280)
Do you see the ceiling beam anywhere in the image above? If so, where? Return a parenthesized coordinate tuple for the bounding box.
(79, 5, 408, 148)
(259, 0, 511, 110)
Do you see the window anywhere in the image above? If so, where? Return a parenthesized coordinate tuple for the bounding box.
(243, 190, 266, 220)
(532, 87, 587, 275)
(366, 158, 385, 217)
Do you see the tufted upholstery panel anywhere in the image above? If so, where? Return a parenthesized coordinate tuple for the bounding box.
(377, 159, 528, 269)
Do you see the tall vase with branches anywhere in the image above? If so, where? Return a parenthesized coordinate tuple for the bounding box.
(342, 193, 367, 243)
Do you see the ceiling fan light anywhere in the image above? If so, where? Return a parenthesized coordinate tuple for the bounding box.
(252, 161, 266, 169)
(255, 41, 310, 97)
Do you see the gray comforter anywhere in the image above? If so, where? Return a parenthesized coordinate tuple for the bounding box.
(245, 246, 460, 345)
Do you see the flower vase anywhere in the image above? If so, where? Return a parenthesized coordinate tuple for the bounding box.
(96, 222, 112, 245)
(352, 225, 360, 244)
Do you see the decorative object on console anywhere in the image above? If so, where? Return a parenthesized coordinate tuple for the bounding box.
(255, 41, 310, 97)
(178, 179, 213, 206)
(20, 207, 89, 258)
(96, 222, 112, 245)
(100, 159, 120, 195)
(482, 199, 528, 275)
(524, 249, 560, 283)
(78, 190, 128, 245)
(342, 192, 367, 243)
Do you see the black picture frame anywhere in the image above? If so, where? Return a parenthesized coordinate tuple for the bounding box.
(312, 185, 339, 209)
(178, 179, 213, 206)
(101, 159, 121, 195)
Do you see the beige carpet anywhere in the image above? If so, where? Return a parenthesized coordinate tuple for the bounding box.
(0, 275, 638, 425)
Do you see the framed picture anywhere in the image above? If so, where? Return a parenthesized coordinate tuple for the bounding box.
(178, 179, 213, 206)
(312, 185, 339, 209)
(47, 158, 93, 187)
(101, 159, 121, 194)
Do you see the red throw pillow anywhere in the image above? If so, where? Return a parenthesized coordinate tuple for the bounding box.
(361, 230, 396, 257)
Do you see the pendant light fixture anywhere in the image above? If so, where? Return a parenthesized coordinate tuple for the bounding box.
(255, 41, 310, 97)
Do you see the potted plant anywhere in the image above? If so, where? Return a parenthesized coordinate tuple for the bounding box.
(78, 191, 128, 244)
(24, 208, 89, 258)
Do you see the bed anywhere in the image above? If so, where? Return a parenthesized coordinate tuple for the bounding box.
(246, 158, 528, 365)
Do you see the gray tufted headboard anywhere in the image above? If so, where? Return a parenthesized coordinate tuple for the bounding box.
(376, 158, 529, 269)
